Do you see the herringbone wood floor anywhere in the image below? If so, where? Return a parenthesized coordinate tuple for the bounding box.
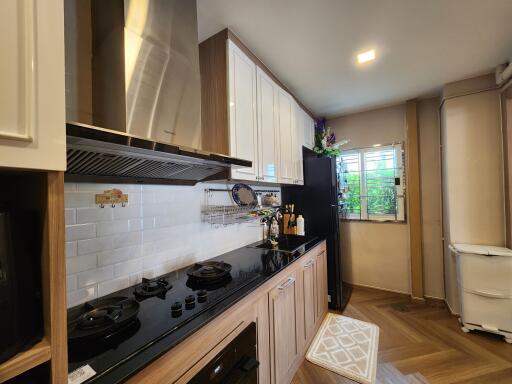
(292, 286, 512, 384)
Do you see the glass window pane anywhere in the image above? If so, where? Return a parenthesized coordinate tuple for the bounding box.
(339, 153, 361, 216)
(364, 149, 396, 216)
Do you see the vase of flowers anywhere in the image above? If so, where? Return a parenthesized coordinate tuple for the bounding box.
(313, 118, 348, 157)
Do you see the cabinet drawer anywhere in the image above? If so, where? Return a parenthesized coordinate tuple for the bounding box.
(461, 291, 512, 333)
(457, 253, 512, 295)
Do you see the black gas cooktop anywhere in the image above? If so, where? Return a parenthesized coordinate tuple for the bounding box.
(67, 236, 321, 384)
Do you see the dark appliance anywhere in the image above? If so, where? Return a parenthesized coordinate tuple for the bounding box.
(282, 147, 344, 310)
(0, 208, 43, 364)
(68, 297, 140, 345)
(134, 277, 172, 299)
(189, 322, 259, 384)
(186, 261, 232, 284)
(67, 260, 261, 384)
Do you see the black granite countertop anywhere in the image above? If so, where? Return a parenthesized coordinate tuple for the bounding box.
(72, 235, 323, 384)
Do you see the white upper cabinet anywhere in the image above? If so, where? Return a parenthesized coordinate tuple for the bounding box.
(228, 40, 259, 181)
(256, 68, 279, 183)
(292, 102, 305, 185)
(277, 89, 295, 184)
(304, 113, 315, 150)
(0, 0, 66, 171)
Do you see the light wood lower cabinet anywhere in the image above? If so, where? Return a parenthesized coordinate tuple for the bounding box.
(316, 250, 328, 321)
(302, 256, 317, 344)
(126, 241, 327, 384)
(269, 271, 299, 384)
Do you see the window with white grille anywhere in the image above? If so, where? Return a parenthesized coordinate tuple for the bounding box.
(337, 144, 405, 221)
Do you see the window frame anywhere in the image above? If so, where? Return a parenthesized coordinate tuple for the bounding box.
(339, 143, 405, 222)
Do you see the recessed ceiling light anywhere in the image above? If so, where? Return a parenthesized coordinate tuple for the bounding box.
(357, 49, 375, 64)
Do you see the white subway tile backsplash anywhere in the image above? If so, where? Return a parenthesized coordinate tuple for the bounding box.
(77, 183, 141, 192)
(65, 182, 278, 308)
(65, 209, 76, 225)
(65, 192, 95, 208)
(68, 286, 97, 308)
(97, 245, 143, 267)
(66, 223, 96, 241)
(66, 241, 78, 258)
(64, 183, 77, 192)
(129, 272, 143, 286)
(77, 207, 114, 224)
(113, 205, 142, 220)
(78, 231, 142, 255)
(114, 259, 143, 277)
(128, 218, 143, 232)
(96, 220, 130, 236)
(78, 266, 113, 288)
(67, 254, 97, 274)
(67, 275, 78, 292)
(98, 276, 130, 297)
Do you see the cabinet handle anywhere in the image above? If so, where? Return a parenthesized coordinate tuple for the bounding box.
(304, 260, 314, 269)
(278, 277, 295, 290)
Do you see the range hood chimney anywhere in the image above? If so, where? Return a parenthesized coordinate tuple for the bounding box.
(64, 0, 249, 184)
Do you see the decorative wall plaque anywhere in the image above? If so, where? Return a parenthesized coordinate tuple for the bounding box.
(95, 189, 128, 207)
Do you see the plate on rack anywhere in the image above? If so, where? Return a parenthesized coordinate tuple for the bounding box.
(231, 183, 257, 208)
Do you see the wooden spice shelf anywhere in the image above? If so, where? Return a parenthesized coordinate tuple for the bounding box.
(0, 338, 51, 383)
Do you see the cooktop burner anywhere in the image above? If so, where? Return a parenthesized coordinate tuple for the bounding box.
(134, 277, 171, 299)
(68, 297, 139, 344)
(186, 261, 232, 284)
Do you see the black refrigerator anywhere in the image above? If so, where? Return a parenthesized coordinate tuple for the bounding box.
(281, 147, 344, 310)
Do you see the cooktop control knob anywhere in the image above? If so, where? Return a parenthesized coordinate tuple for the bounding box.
(197, 290, 207, 302)
(185, 295, 195, 309)
(171, 301, 183, 317)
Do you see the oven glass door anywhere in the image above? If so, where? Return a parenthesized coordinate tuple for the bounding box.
(189, 322, 258, 384)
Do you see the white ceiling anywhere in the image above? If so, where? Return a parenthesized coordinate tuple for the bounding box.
(197, 0, 512, 117)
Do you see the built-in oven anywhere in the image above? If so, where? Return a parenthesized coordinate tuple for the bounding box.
(189, 322, 259, 384)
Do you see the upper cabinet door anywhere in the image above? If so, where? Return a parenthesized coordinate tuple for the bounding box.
(304, 113, 315, 149)
(228, 40, 258, 181)
(277, 89, 295, 184)
(292, 104, 304, 185)
(256, 68, 279, 183)
(0, 0, 66, 171)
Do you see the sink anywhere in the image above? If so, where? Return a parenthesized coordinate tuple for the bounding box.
(249, 235, 317, 254)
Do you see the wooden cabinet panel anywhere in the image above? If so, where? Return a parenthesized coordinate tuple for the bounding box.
(269, 271, 299, 384)
(228, 40, 259, 181)
(316, 250, 328, 320)
(302, 256, 317, 343)
(257, 68, 279, 183)
(0, 0, 66, 171)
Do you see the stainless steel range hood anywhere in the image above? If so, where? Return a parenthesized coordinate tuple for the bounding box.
(64, 0, 249, 184)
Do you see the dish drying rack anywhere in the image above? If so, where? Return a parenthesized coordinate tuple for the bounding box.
(202, 187, 281, 226)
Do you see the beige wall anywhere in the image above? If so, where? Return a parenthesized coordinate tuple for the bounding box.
(330, 104, 406, 151)
(329, 104, 411, 293)
(418, 98, 444, 299)
(339, 221, 410, 293)
(441, 87, 505, 313)
(330, 101, 445, 297)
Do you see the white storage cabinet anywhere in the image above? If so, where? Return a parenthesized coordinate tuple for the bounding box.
(451, 243, 512, 343)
